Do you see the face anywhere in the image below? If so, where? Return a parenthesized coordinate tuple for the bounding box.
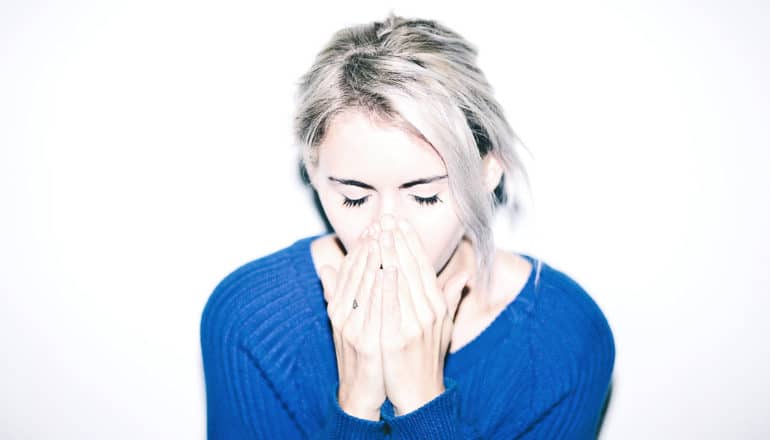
(307, 109, 467, 274)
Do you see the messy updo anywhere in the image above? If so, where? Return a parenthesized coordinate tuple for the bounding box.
(293, 12, 534, 297)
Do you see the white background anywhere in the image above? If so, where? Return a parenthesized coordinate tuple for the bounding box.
(2, 0, 769, 438)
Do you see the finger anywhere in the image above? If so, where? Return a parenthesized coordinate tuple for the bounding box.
(346, 239, 380, 333)
(380, 267, 401, 338)
(443, 270, 470, 320)
(328, 236, 369, 321)
(380, 229, 417, 327)
(391, 227, 434, 323)
(333, 231, 368, 297)
(396, 266, 421, 338)
(319, 264, 337, 304)
(337, 237, 375, 324)
(378, 228, 398, 272)
(366, 263, 384, 344)
(397, 219, 446, 314)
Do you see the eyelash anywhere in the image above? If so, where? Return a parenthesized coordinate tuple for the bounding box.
(342, 195, 442, 208)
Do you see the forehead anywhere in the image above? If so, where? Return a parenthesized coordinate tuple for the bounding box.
(319, 110, 447, 180)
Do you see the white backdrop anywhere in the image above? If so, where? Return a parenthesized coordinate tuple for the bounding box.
(2, 1, 769, 438)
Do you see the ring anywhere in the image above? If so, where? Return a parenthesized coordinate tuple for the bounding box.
(352, 299, 359, 310)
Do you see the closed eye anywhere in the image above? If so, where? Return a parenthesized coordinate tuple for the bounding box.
(342, 195, 442, 208)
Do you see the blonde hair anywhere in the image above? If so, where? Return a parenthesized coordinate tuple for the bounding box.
(293, 12, 535, 300)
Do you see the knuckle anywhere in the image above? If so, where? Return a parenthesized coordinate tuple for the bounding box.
(403, 326, 422, 342)
(383, 338, 405, 351)
(418, 310, 437, 327)
(329, 315, 343, 330)
(356, 344, 379, 360)
(341, 324, 358, 345)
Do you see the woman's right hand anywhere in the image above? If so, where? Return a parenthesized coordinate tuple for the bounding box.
(318, 226, 385, 421)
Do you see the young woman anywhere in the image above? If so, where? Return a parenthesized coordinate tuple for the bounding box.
(201, 13, 614, 439)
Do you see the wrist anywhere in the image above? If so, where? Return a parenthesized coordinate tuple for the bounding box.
(338, 396, 380, 421)
(339, 403, 380, 421)
(393, 383, 446, 416)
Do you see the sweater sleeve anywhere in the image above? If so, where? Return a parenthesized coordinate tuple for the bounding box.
(514, 343, 614, 439)
(202, 306, 391, 439)
(314, 381, 389, 439)
(510, 273, 616, 439)
(381, 376, 475, 439)
(201, 312, 298, 438)
(201, 272, 389, 439)
(200, 293, 303, 439)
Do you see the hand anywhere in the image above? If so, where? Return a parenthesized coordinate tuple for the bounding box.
(318, 225, 386, 421)
(375, 215, 470, 416)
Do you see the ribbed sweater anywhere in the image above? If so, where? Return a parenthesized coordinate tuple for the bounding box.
(200, 233, 615, 439)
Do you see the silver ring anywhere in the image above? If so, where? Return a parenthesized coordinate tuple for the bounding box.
(352, 299, 359, 310)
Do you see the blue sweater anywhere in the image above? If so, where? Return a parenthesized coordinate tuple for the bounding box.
(200, 233, 614, 439)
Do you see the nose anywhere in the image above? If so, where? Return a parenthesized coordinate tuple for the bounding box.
(370, 192, 399, 231)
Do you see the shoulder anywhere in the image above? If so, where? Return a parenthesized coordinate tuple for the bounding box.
(525, 257, 615, 387)
(199, 235, 317, 348)
(528, 258, 614, 346)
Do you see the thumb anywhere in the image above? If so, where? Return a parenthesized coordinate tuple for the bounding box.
(443, 271, 470, 318)
(318, 265, 337, 304)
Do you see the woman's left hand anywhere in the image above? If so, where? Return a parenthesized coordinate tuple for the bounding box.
(375, 215, 470, 416)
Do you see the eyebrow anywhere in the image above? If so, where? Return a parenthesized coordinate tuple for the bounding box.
(327, 174, 448, 190)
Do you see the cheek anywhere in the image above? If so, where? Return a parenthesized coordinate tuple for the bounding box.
(316, 191, 360, 246)
(410, 213, 464, 272)
(317, 187, 464, 260)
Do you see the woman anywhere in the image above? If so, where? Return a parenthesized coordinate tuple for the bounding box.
(201, 13, 614, 439)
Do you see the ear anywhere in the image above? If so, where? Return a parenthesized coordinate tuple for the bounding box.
(482, 154, 504, 193)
